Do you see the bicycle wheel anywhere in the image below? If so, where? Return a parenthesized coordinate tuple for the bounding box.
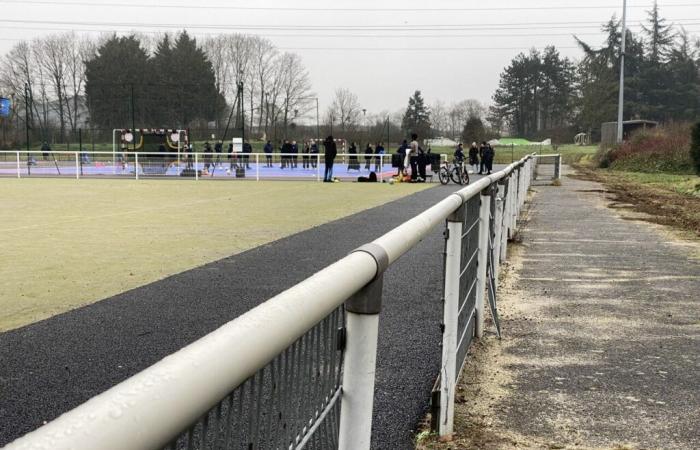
(461, 167, 470, 185)
(438, 167, 450, 185)
(450, 167, 463, 185)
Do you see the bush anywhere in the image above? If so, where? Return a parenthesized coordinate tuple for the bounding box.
(598, 123, 695, 174)
(691, 122, 700, 175)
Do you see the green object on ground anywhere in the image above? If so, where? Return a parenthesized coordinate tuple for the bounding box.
(0, 179, 430, 331)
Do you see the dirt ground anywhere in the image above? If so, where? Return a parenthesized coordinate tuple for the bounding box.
(572, 167, 700, 237)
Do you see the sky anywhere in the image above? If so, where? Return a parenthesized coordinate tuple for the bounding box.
(1, 0, 699, 116)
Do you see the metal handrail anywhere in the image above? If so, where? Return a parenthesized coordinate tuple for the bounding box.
(4, 154, 534, 450)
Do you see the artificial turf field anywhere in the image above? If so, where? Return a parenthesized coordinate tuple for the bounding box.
(0, 178, 430, 331)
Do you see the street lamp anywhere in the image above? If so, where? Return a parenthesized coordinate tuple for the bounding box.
(362, 108, 367, 146)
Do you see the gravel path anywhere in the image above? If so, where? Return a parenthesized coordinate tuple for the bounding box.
(0, 177, 493, 449)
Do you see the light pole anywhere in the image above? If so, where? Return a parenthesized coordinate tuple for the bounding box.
(362, 108, 367, 147)
(616, 0, 627, 143)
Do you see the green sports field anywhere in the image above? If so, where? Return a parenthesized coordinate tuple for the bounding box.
(0, 179, 430, 331)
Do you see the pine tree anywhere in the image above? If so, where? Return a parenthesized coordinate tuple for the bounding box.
(461, 116, 485, 145)
(401, 90, 431, 139)
(642, 1, 674, 65)
(85, 35, 153, 128)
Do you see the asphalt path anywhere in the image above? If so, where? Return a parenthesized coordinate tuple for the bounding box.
(0, 175, 493, 449)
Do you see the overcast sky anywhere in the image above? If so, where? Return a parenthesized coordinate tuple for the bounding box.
(1, 0, 699, 116)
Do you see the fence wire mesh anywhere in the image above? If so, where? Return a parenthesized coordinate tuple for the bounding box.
(163, 306, 345, 450)
(455, 194, 481, 378)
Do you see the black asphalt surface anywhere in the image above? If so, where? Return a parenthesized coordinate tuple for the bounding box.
(0, 181, 475, 449)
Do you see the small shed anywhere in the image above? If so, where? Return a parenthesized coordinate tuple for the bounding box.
(600, 120, 658, 148)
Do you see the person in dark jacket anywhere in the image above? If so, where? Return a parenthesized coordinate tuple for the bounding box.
(468, 142, 479, 174)
(310, 142, 319, 168)
(302, 141, 311, 169)
(203, 141, 213, 172)
(348, 142, 360, 171)
(478, 141, 487, 174)
(323, 136, 337, 182)
(395, 139, 408, 176)
(281, 140, 292, 169)
(242, 140, 252, 169)
(374, 142, 385, 172)
(291, 140, 298, 168)
(41, 141, 50, 160)
(454, 143, 465, 164)
(263, 140, 273, 167)
(482, 143, 495, 174)
(364, 144, 373, 170)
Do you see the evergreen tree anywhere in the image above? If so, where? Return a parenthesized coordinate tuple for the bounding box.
(491, 47, 574, 138)
(461, 116, 485, 145)
(401, 90, 431, 138)
(156, 31, 224, 127)
(642, 1, 674, 65)
(85, 35, 153, 128)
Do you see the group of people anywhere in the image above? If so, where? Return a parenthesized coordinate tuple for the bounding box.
(394, 133, 433, 182)
(455, 141, 496, 175)
(272, 140, 320, 169)
(346, 142, 386, 172)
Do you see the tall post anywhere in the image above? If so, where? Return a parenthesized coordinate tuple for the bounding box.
(339, 244, 387, 450)
(616, 0, 627, 143)
(24, 83, 30, 154)
(130, 83, 136, 152)
(315, 97, 320, 145)
(438, 204, 464, 440)
(238, 80, 245, 145)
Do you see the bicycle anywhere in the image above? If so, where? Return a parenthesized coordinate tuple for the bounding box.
(438, 159, 470, 185)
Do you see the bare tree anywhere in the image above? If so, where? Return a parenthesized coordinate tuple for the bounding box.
(327, 88, 361, 136)
(34, 34, 70, 141)
(277, 52, 313, 138)
(430, 100, 449, 137)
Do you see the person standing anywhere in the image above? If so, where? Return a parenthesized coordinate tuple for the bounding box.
(468, 142, 479, 174)
(348, 142, 360, 172)
(203, 141, 213, 173)
(323, 136, 337, 182)
(395, 139, 408, 176)
(291, 140, 298, 168)
(407, 133, 421, 181)
(263, 140, 273, 167)
(482, 142, 495, 175)
(214, 140, 223, 168)
(364, 143, 373, 170)
(310, 141, 319, 168)
(242, 140, 252, 169)
(478, 141, 487, 174)
(302, 141, 311, 169)
(375, 142, 385, 172)
(41, 141, 50, 160)
(281, 140, 292, 169)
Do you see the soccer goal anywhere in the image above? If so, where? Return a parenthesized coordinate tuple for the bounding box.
(112, 128, 188, 175)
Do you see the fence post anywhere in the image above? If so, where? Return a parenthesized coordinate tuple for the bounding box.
(554, 154, 561, 180)
(135, 153, 139, 180)
(379, 154, 383, 182)
(16, 151, 20, 178)
(255, 154, 259, 181)
(475, 187, 492, 338)
(339, 243, 388, 450)
(195, 153, 199, 181)
(437, 203, 465, 440)
(75, 152, 79, 179)
(493, 183, 505, 285)
(500, 179, 510, 262)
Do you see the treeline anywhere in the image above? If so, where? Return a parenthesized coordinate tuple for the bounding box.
(490, 2, 700, 141)
(0, 31, 313, 145)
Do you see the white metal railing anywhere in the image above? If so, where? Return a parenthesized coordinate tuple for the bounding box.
(3, 154, 536, 450)
(0, 151, 448, 183)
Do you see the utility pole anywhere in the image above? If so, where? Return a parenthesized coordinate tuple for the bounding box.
(315, 98, 320, 145)
(362, 108, 367, 147)
(24, 83, 30, 153)
(616, 0, 627, 143)
(238, 79, 245, 144)
(130, 83, 136, 152)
